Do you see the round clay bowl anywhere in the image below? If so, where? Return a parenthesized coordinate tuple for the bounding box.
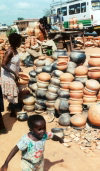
(86, 79, 100, 91)
(88, 103, 100, 126)
(71, 114, 87, 127)
(75, 66, 88, 76)
(38, 72, 51, 82)
(83, 87, 97, 95)
(69, 105, 82, 114)
(60, 73, 74, 82)
(69, 98, 83, 105)
(69, 81, 84, 90)
(70, 91, 83, 98)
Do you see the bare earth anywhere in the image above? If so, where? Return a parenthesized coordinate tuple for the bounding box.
(0, 47, 100, 171)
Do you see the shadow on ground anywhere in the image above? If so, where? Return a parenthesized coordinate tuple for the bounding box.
(44, 158, 64, 171)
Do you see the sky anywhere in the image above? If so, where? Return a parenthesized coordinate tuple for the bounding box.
(0, 0, 53, 25)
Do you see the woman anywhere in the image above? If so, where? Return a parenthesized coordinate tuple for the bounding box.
(1, 33, 22, 117)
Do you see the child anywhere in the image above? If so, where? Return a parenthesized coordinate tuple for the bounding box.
(1, 114, 64, 171)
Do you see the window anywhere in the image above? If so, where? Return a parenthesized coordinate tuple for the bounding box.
(69, 3, 80, 15)
(57, 7, 67, 16)
(81, 2, 86, 13)
(92, 0, 100, 10)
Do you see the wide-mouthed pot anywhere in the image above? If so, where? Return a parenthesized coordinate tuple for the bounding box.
(52, 49, 67, 60)
(69, 81, 84, 90)
(60, 73, 74, 82)
(75, 66, 88, 76)
(23, 95, 35, 105)
(70, 50, 86, 65)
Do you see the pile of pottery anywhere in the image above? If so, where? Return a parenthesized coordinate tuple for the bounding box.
(88, 54, 100, 80)
(83, 79, 100, 105)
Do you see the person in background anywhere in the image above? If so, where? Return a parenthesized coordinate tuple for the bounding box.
(1, 33, 22, 117)
(1, 114, 64, 171)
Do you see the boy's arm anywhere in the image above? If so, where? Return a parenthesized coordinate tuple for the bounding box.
(1, 145, 19, 171)
(52, 135, 64, 143)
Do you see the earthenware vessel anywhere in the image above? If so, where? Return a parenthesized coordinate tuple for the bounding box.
(86, 79, 100, 91)
(23, 95, 35, 105)
(58, 113, 70, 126)
(38, 72, 51, 82)
(51, 128, 64, 138)
(70, 50, 86, 65)
(69, 81, 84, 90)
(71, 113, 87, 128)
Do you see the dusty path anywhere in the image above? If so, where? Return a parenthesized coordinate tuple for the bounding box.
(0, 47, 100, 171)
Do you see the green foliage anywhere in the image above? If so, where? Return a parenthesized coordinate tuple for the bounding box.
(6, 28, 17, 37)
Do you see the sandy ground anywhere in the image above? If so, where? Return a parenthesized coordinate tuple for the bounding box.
(0, 47, 100, 171)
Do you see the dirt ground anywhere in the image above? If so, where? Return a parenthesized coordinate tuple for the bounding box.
(0, 46, 100, 171)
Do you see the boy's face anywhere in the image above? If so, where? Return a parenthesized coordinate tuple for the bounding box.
(32, 120, 46, 140)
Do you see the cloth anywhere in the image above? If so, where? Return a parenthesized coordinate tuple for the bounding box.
(1, 53, 20, 103)
(17, 132, 53, 170)
(0, 86, 4, 112)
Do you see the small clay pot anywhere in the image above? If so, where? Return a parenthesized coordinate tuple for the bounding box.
(38, 72, 51, 82)
(60, 81, 70, 89)
(86, 79, 100, 91)
(60, 73, 74, 82)
(70, 90, 83, 98)
(52, 70, 63, 77)
(75, 66, 88, 76)
(69, 105, 83, 114)
(88, 67, 100, 79)
(83, 87, 97, 95)
(58, 89, 70, 98)
(37, 80, 49, 88)
(69, 98, 83, 105)
(83, 95, 97, 102)
(23, 104, 35, 112)
(23, 95, 35, 105)
(55, 98, 69, 111)
(50, 77, 60, 86)
(46, 100, 55, 108)
(69, 81, 84, 90)
(57, 61, 67, 71)
(48, 84, 59, 93)
(46, 91, 58, 100)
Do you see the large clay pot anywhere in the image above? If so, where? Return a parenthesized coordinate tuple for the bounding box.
(70, 50, 86, 65)
(88, 67, 100, 79)
(55, 98, 69, 111)
(69, 81, 84, 90)
(38, 72, 51, 82)
(71, 113, 87, 128)
(70, 90, 83, 99)
(69, 105, 83, 114)
(75, 66, 88, 76)
(86, 79, 100, 91)
(60, 73, 74, 82)
(58, 113, 70, 126)
(88, 103, 100, 126)
(52, 49, 67, 60)
(23, 95, 35, 105)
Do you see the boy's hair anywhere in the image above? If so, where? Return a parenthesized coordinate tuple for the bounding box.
(27, 115, 45, 130)
(8, 33, 22, 48)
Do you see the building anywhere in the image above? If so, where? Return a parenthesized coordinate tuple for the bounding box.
(14, 19, 39, 31)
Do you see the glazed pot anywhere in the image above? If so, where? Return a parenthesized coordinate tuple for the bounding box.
(83, 87, 97, 95)
(46, 91, 58, 100)
(75, 66, 88, 76)
(88, 67, 100, 79)
(58, 89, 70, 98)
(42, 65, 52, 73)
(60, 73, 74, 82)
(36, 88, 47, 98)
(37, 80, 49, 88)
(23, 104, 35, 112)
(48, 84, 59, 93)
(69, 105, 83, 114)
(50, 77, 60, 86)
(86, 79, 100, 91)
(88, 103, 100, 126)
(17, 111, 28, 121)
(51, 128, 64, 138)
(38, 72, 51, 82)
(52, 49, 67, 60)
(23, 95, 35, 105)
(58, 113, 70, 126)
(55, 98, 69, 111)
(69, 98, 83, 105)
(70, 50, 86, 65)
(71, 113, 87, 128)
(69, 81, 84, 90)
(70, 90, 83, 99)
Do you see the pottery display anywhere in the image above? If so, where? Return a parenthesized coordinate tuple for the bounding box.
(70, 50, 86, 65)
(58, 113, 70, 126)
(88, 103, 100, 126)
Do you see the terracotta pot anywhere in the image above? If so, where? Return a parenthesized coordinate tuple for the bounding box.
(60, 73, 74, 82)
(83, 87, 97, 95)
(86, 79, 100, 91)
(38, 72, 51, 82)
(83, 95, 97, 102)
(58, 56, 69, 62)
(23, 104, 35, 112)
(18, 73, 29, 85)
(58, 113, 70, 126)
(71, 114, 87, 127)
(70, 90, 83, 98)
(60, 81, 70, 89)
(69, 105, 82, 114)
(36, 88, 47, 98)
(88, 58, 100, 67)
(75, 66, 88, 76)
(69, 81, 84, 90)
(88, 103, 100, 126)
(57, 61, 67, 71)
(88, 67, 100, 79)
(23, 95, 35, 105)
(69, 98, 83, 105)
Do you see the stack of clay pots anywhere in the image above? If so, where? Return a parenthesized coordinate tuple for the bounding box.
(69, 81, 84, 114)
(75, 65, 88, 84)
(83, 79, 100, 106)
(23, 94, 35, 112)
(88, 54, 100, 80)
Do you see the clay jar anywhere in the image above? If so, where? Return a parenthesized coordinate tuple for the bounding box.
(18, 73, 29, 85)
(48, 84, 59, 93)
(60, 73, 74, 82)
(71, 113, 87, 128)
(70, 90, 83, 99)
(88, 103, 100, 126)
(69, 98, 83, 105)
(88, 54, 100, 67)
(69, 105, 83, 114)
(50, 77, 60, 86)
(88, 67, 100, 80)
(75, 66, 88, 76)
(69, 81, 84, 90)
(57, 61, 67, 71)
(85, 79, 100, 91)
(38, 72, 51, 82)
(60, 81, 70, 89)
(70, 50, 86, 65)
(37, 80, 49, 88)
(83, 95, 97, 103)
(83, 87, 97, 96)
(58, 113, 70, 126)
(46, 91, 58, 100)
(52, 49, 67, 60)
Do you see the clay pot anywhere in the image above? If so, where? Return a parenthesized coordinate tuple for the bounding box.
(23, 95, 35, 105)
(45, 58, 54, 66)
(51, 128, 64, 138)
(29, 83, 37, 92)
(23, 104, 35, 112)
(57, 61, 67, 71)
(88, 103, 100, 126)
(88, 67, 100, 79)
(35, 67, 43, 74)
(75, 66, 88, 76)
(69, 24, 74, 29)
(70, 50, 86, 65)
(36, 88, 47, 98)
(71, 114, 87, 128)
(88, 54, 100, 67)
(50, 77, 60, 86)
(58, 113, 70, 126)
(36, 99, 46, 107)
(69, 105, 82, 114)
(58, 56, 69, 62)
(58, 89, 70, 98)
(29, 70, 36, 78)
(78, 23, 83, 29)
(46, 100, 55, 108)
(60, 81, 70, 89)
(66, 61, 77, 75)
(83, 95, 97, 102)
(60, 73, 74, 82)
(46, 91, 58, 100)
(75, 75, 88, 84)
(52, 49, 67, 60)
(70, 90, 83, 98)
(69, 81, 84, 90)
(42, 65, 52, 73)
(69, 98, 83, 105)
(38, 72, 51, 82)
(18, 73, 29, 85)
(17, 111, 28, 121)
(48, 84, 59, 93)
(37, 80, 49, 88)
(55, 98, 69, 111)
(35, 103, 45, 110)
(86, 79, 100, 91)
(52, 70, 63, 77)
(83, 87, 97, 95)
